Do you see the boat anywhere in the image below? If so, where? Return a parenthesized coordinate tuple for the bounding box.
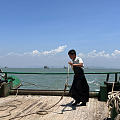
(0, 71, 120, 120)
(4, 66, 8, 68)
(44, 66, 49, 69)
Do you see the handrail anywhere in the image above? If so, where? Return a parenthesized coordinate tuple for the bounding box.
(0, 71, 120, 74)
(0, 71, 120, 82)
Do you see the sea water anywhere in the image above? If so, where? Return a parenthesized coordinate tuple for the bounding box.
(2, 68, 120, 91)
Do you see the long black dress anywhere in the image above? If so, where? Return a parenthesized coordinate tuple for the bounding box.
(69, 66, 89, 103)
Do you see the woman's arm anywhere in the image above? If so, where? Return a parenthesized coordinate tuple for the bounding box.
(68, 62, 83, 67)
(72, 63, 83, 67)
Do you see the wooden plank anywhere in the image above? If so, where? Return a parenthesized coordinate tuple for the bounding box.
(0, 95, 108, 120)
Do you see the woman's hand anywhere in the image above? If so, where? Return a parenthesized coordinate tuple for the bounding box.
(68, 61, 73, 66)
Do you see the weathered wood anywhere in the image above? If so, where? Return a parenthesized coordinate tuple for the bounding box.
(0, 95, 108, 120)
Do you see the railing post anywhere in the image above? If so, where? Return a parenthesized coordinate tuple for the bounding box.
(5, 73, 7, 82)
(115, 73, 117, 82)
(106, 73, 109, 82)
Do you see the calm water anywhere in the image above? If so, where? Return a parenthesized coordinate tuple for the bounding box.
(2, 68, 120, 91)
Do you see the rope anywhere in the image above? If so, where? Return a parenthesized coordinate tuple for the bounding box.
(0, 64, 70, 120)
(20, 80, 52, 89)
(107, 82, 120, 119)
(0, 82, 4, 88)
(111, 82, 115, 93)
(0, 69, 5, 78)
(0, 80, 22, 119)
(0, 100, 22, 118)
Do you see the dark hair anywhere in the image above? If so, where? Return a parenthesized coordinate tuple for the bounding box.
(68, 49, 76, 55)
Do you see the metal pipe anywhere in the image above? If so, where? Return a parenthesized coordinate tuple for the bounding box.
(106, 73, 110, 82)
(1, 71, 120, 75)
(115, 73, 118, 82)
(10, 89, 99, 98)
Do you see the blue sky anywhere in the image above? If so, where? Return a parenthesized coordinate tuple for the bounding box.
(0, 0, 120, 68)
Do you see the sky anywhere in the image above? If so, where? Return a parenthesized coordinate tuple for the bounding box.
(0, 0, 120, 68)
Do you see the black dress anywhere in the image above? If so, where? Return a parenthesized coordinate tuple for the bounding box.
(69, 66, 89, 103)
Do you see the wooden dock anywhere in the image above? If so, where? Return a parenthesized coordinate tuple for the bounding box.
(0, 95, 108, 120)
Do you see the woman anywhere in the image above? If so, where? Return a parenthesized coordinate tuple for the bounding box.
(68, 49, 89, 106)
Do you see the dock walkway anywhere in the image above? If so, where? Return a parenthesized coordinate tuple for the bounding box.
(0, 95, 108, 120)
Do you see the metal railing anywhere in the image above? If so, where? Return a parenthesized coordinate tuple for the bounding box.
(0, 71, 120, 97)
(1, 71, 120, 82)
